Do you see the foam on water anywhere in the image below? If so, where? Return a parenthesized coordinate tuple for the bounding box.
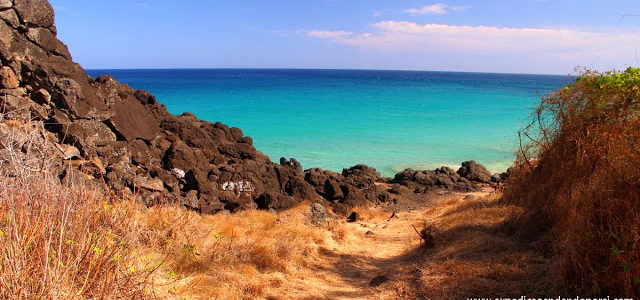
(86, 69, 572, 177)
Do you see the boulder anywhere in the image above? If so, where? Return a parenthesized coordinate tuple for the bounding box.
(199, 195, 224, 214)
(284, 175, 317, 200)
(304, 167, 329, 187)
(309, 203, 328, 227)
(128, 139, 152, 165)
(332, 203, 350, 215)
(134, 176, 164, 192)
(45, 108, 70, 132)
(341, 185, 368, 207)
(184, 169, 217, 196)
(14, 0, 55, 28)
(413, 170, 437, 185)
(255, 192, 277, 210)
(148, 166, 178, 190)
(134, 89, 156, 105)
(389, 184, 410, 195)
(163, 140, 198, 170)
(343, 164, 380, 189)
(0, 0, 13, 9)
(31, 88, 51, 104)
(280, 157, 302, 172)
(392, 167, 482, 192)
(0, 9, 19, 28)
(342, 164, 380, 181)
(347, 211, 359, 222)
(323, 178, 343, 200)
(52, 77, 108, 119)
(229, 127, 243, 140)
(217, 142, 257, 159)
(491, 173, 502, 182)
(26, 27, 70, 59)
(65, 120, 116, 149)
(109, 96, 160, 141)
(435, 173, 455, 188)
(457, 160, 492, 182)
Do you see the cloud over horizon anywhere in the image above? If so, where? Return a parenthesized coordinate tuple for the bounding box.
(305, 21, 640, 72)
(405, 4, 468, 16)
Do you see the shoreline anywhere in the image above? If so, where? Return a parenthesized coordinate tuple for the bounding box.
(86, 68, 562, 181)
(0, 1, 507, 218)
(265, 157, 513, 180)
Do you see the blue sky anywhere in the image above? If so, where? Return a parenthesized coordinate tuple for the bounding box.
(49, 0, 640, 74)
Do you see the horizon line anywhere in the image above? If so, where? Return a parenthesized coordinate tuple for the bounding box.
(84, 67, 576, 78)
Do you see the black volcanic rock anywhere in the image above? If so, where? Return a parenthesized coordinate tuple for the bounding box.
(457, 160, 492, 183)
(0, 0, 501, 216)
(108, 96, 161, 141)
(391, 162, 494, 193)
(0, 0, 336, 213)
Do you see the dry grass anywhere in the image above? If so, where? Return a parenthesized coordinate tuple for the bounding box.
(140, 204, 335, 299)
(504, 68, 640, 296)
(413, 194, 549, 299)
(0, 120, 337, 299)
(0, 121, 159, 299)
(0, 117, 581, 299)
(350, 206, 393, 222)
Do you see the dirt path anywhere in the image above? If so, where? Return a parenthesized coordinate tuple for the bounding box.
(265, 193, 487, 300)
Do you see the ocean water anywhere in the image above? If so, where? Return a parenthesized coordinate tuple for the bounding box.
(86, 69, 572, 177)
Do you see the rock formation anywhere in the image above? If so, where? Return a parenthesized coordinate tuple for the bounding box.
(0, 0, 500, 215)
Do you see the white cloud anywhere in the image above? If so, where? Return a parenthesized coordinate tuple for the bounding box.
(306, 21, 639, 54)
(306, 30, 353, 39)
(405, 4, 449, 15)
(404, 4, 468, 16)
(304, 21, 640, 73)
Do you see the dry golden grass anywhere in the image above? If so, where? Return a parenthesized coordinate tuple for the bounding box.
(140, 203, 337, 299)
(0, 174, 338, 299)
(0, 120, 338, 299)
(0, 121, 160, 299)
(350, 206, 393, 223)
(412, 194, 549, 299)
(504, 68, 640, 296)
(0, 118, 556, 299)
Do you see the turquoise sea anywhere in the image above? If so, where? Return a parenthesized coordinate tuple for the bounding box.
(86, 69, 572, 177)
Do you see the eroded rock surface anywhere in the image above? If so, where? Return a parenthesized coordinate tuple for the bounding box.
(0, 0, 501, 215)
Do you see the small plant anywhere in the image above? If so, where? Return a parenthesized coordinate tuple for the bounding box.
(412, 221, 436, 248)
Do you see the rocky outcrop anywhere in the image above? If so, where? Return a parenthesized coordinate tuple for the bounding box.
(0, 0, 326, 213)
(457, 160, 492, 183)
(302, 165, 393, 214)
(392, 163, 493, 193)
(0, 0, 502, 216)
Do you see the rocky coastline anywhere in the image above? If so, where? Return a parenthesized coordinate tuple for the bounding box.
(0, 0, 509, 215)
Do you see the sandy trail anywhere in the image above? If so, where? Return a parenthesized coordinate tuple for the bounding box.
(265, 193, 485, 300)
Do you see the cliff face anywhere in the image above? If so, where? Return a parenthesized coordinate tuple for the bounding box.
(0, 0, 495, 214)
(0, 0, 391, 213)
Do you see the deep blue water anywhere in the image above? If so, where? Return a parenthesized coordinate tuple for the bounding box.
(86, 69, 573, 177)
